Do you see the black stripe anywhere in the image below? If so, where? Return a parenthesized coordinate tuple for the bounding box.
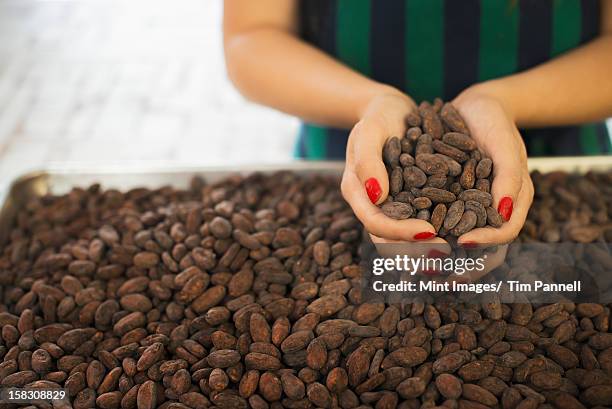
(326, 128, 350, 159)
(443, 0, 480, 100)
(518, 0, 553, 71)
(524, 127, 585, 156)
(548, 126, 581, 156)
(596, 123, 611, 153)
(320, 0, 340, 159)
(522, 130, 547, 156)
(298, 1, 337, 160)
(370, 0, 405, 90)
(321, 0, 338, 55)
(581, 0, 600, 42)
(300, 0, 337, 54)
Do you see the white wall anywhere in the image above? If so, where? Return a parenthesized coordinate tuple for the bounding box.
(0, 0, 299, 188)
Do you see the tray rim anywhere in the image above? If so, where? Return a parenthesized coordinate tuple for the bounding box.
(1, 156, 610, 239)
(0, 161, 349, 244)
(1, 156, 611, 210)
(3, 155, 611, 191)
(0, 161, 346, 212)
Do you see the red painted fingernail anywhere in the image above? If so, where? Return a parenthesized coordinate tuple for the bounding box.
(498, 196, 513, 222)
(427, 249, 448, 258)
(414, 232, 436, 240)
(365, 178, 382, 204)
(461, 241, 478, 249)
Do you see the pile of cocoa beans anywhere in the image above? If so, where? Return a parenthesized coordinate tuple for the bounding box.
(381, 99, 502, 237)
(0, 169, 611, 409)
(522, 170, 612, 243)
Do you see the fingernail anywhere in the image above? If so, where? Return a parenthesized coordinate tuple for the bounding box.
(461, 241, 478, 249)
(498, 196, 513, 222)
(427, 249, 448, 258)
(414, 232, 436, 240)
(365, 178, 382, 204)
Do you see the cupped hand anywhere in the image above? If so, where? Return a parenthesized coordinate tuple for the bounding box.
(341, 91, 446, 244)
(452, 86, 534, 245)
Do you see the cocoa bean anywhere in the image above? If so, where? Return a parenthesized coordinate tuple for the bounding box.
(381, 202, 414, 220)
(433, 140, 469, 163)
(460, 159, 477, 189)
(486, 207, 503, 227)
(475, 158, 492, 179)
(413, 196, 432, 210)
(436, 373, 462, 399)
(403, 166, 427, 188)
(444, 200, 465, 230)
(442, 132, 476, 151)
(440, 104, 469, 134)
(419, 102, 444, 139)
(400, 153, 415, 166)
(383, 137, 402, 167)
(458, 189, 493, 207)
(465, 200, 487, 228)
(416, 153, 449, 176)
(431, 203, 447, 232)
(421, 187, 457, 203)
(390, 167, 403, 195)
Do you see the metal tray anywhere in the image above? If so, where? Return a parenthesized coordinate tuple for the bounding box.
(0, 161, 345, 246)
(1, 157, 610, 246)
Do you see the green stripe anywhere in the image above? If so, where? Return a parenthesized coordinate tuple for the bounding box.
(551, 0, 582, 56)
(579, 124, 603, 155)
(337, 0, 371, 75)
(478, 1, 519, 81)
(303, 125, 328, 159)
(404, 0, 444, 102)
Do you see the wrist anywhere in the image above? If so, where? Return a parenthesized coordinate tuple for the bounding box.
(357, 84, 414, 120)
(456, 80, 518, 123)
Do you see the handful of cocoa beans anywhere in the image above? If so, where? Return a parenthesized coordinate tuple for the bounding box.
(380, 99, 503, 237)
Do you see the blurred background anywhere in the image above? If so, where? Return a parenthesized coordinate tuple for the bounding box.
(0, 0, 298, 190)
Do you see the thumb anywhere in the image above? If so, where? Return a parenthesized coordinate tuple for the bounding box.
(489, 146, 522, 222)
(350, 121, 392, 205)
(343, 120, 437, 242)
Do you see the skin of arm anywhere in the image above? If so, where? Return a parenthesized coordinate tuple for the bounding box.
(463, 0, 612, 128)
(223, 0, 407, 129)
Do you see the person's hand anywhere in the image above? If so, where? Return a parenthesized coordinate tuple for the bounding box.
(341, 90, 446, 244)
(452, 85, 534, 245)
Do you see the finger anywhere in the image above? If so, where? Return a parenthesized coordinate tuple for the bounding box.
(457, 171, 533, 244)
(444, 244, 508, 284)
(465, 244, 508, 282)
(349, 121, 392, 205)
(369, 233, 452, 274)
(370, 233, 451, 256)
(369, 233, 449, 246)
(489, 132, 525, 222)
(369, 233, 452, 277)
(341, 169, 437, 241)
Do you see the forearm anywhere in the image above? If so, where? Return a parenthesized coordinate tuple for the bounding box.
(471, 35, 612, 128)
(224, 28, 405, 128)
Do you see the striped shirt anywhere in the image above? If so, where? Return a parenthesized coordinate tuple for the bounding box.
(295, 0, 611, 159)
